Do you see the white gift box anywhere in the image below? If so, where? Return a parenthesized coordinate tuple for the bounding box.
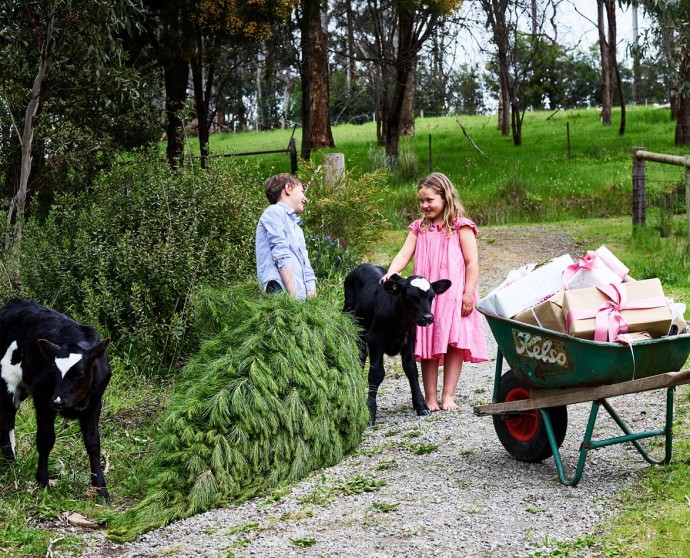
(478, 254, 574, 318)
(562, 245, 629, 290)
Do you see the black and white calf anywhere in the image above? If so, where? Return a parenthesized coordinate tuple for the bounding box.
(343, 263, 451, 424)
(0, 298, 111, 502)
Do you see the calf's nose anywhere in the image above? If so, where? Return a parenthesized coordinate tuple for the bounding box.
(51, 396, 64, 410)
(417, 313, 434, 326)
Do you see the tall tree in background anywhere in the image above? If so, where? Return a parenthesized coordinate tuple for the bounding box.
(631, 0, 690, 146)
(477, 0, 511, 136)
(0, 0, 155, 252)
(384, 0, 462, 164)
(190, 0, 294, 167)
(298, 0, 334, 159)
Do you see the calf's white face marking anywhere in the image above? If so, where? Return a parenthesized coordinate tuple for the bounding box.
(55, 353, 82, 378)
(1, 341, 23, 402)
(410, 278, 431, 292)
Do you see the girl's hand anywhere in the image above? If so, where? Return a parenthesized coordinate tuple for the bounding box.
(461, 292, 474, 316)
(379, 271, 396, 284)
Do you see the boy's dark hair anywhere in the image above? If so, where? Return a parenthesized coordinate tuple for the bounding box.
(264, 173, 302, 204)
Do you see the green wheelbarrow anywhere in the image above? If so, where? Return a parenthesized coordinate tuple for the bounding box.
(475, 308, 690, 486)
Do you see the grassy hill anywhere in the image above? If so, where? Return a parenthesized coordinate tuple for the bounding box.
(203, 106, 682, 226)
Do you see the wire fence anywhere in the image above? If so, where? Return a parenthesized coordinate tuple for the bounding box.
(633, 149, 690, 253)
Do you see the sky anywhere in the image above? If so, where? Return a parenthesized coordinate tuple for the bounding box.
(455, 0, 651, 67)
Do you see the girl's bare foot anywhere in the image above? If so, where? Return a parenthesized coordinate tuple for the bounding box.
(426, 398, 440, 412)
(441, 399, 458, 411)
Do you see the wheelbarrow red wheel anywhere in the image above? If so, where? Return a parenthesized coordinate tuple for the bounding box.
(492, 369, 568, 463)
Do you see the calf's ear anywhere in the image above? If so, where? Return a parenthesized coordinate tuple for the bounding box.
(37, 339, 60, 359)
(431, 279, 452, 295)
(382, 275, 403, 294)
(89, 338, 110, 359)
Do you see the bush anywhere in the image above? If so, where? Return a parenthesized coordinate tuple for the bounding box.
(107, 284, 369, 541)
(300, 160, 389, 257)
(15, 155, 266, 372)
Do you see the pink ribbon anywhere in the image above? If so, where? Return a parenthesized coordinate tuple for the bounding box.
(566, 283, 666, 342)
(562, 249, 628, 289)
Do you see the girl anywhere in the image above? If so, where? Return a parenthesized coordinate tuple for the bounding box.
(381, 173, 488, 411)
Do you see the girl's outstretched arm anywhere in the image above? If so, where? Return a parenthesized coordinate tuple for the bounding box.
(459, 226, 479, 316)
(380, 231, 417, 283)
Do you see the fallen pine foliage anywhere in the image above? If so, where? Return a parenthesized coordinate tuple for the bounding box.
(107, 284, 368, 541)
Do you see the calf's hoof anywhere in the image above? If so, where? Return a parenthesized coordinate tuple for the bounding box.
(417, 408, 432, 418)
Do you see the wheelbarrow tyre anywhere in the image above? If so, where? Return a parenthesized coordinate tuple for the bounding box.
(492, 369, 568, 463)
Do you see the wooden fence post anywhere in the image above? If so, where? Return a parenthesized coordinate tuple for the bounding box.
(632, 147, 646, 231)
(323, 153, 345, 186)
(289, 138, 298, 174)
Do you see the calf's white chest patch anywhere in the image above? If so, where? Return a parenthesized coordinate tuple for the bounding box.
(55, 353, 82, 377)
(410, 278, 431, 292)
(1, 341, 23, 397)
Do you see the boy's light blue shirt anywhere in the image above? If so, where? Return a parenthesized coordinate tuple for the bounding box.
(255, 202, 316, 300)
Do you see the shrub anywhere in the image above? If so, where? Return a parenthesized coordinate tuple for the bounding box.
(107, 284, 369, 541)
(300, 160, 389, 257)
(15, 155, 266, 372)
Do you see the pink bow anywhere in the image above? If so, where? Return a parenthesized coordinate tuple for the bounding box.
(566, 283, 666, 342)
(562, 249, 628, 289)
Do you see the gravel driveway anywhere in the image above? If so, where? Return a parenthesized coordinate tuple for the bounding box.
(77, 225, 676, 558)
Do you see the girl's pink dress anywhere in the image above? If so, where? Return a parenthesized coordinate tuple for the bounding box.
(410, 217, 488, 365)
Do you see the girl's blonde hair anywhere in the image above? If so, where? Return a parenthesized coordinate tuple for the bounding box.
(417, 172, 465, 234)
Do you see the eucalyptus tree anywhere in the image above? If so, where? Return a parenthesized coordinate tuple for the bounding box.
(476, 0, 563, 145)
(630, 0, 690, 146)
(0, 0, 158, 252)
(297, 0, 335, 159)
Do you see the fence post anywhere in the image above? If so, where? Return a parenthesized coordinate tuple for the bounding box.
(289, 138, 298, 174)
(566, 122, 571, 159)
(686, 156, 690, 256)
(632, 147, 646, 232)
(323, 153, 346, 186)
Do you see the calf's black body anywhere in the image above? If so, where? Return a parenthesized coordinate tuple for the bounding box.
(0, 298, 111, 502)
(343, 263, 451, 424)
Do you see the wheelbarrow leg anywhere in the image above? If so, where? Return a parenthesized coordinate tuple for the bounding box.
(492, 350, 504, 403)
(598, 388, 675, 465)
(541, 402, 600, 487)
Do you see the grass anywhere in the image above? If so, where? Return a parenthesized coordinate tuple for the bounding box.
(205, 105, 684, 226)
(2, 106, 690, 556)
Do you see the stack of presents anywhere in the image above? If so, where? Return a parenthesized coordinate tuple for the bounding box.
(478, 246, 688, 343)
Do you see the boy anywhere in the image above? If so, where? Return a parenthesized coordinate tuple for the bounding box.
(255, 173, 316, 299)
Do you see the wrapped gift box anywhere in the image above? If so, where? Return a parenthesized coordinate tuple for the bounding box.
(562, 278, 672, 341)
(562, 245, 629, 290)
(478, 254, 574, 318)
(513, 291, 566, 333)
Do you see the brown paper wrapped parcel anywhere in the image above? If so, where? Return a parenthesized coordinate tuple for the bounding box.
(562, 278, 671, 341)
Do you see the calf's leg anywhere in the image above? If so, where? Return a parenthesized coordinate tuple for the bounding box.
(79, 403, 110, 503)
(34, 405, 57, 488)
(367, 345, 385, 426)
(401, 344, 431, 417)
(0, 389, 18, 462)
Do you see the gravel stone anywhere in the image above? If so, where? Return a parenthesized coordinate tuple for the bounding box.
(73, 225, 678, 558)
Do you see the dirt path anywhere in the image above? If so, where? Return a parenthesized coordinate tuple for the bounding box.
(78, 225, 669, 558)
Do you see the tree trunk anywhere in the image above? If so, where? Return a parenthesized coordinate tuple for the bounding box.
(675, 53, 690, 146)
(400, 63, 416, 136)
(598, 0, 612, 126)
(385, 12, 417, 165)
(510, 102, 523, 146)
(299, 0, 334, 160)
(191, 33, 214, 169)
(10, 13, 54, 253)
(164, 56, 189, 169)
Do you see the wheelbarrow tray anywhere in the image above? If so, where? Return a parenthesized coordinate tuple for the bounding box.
(479, 309, 690, 390)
